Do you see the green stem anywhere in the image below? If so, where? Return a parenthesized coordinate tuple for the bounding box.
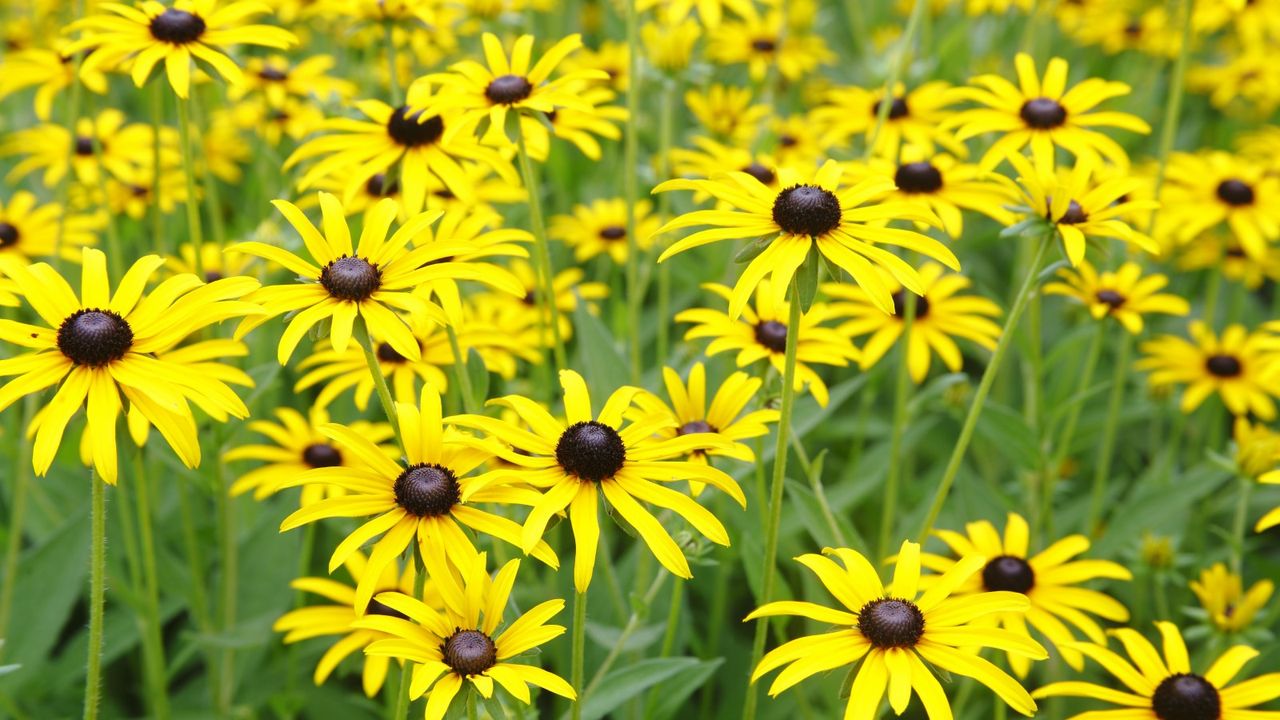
(878, 292, 915, 561)
(51, 26, 86, 272)
(1231, 476, 1252, 577)
(384, 22, 403, 106)
(445, 323, 478, 413)
(1043, 321, 1106, 536)
(623, 0, 641, 383)
(392, 564, 425, 720)
(215, 427, 237, 714)
(354, 317, 407, 456)
(512, 121, 567, 372)
(83, 471, 106, 720)
(742, 282, 803, 720)
(0, 398, 34, 661)
(1153, 569, 1171, 621)
(581, 570, 667, 701)
(570, 590, 587, 720)
(175, 477, 217, 705)
(916, 234, 1052, 542)
(643, 579, 684, 719)
(1087, 333, 1131, 536)
(1145, 0, 1196, 234)
(654, 77, 677, 365)
(133, 450, 171, 719)
(865, 0, 927, 158)
(175, 94, 205, 276)
(149, 80, 166, 257)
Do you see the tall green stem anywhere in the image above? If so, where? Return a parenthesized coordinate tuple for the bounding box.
(742, 282, 803, 720)
(582, 569, 667, 700)
(513, 121, 567, 371)
(1145, 0, 1196, 233)
(175, 94, 205, 276)
(866, 0, 926, 158)
(445, 324, 478, 413)
(622, 0, 642, 383)
(878, 293, 915, 561)
(215, 427, 237, 714)
(384, 22, 403, 106)
(1087, 334, 1132, 535)
(654, 76, 677, 365)
(916, 234, 1052, 542)
(0, 398, 34, 661)
(570, 590, 587, 720)
(133, 450, 171, 719)
(1231, 476, 1252, 576)
(354, 317, 407, 456)
(83, 472, 107, 720)
(1043, 321, 1106, 535)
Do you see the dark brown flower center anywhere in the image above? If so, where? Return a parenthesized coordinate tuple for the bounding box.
(393, 463, 460, 516)
(57, 309, 133, 367)
(258, 66, 288, 82)
(303, 443, 342, 468)
(149, 8, 206, 44)
(857, 598, 925, 649)
(754, 320, 788, 353)
(556, 421, 626, 482)
(1059, 200, 1088, 225)
(1020, 98, 1068, 129)
(772, 184, 842, 237)
(386, 106, 445, 148)
(441, 629, 497, 676)
(1095, 289, 1125, 308)
(1216, 179, 1255, 207)
(894, 162, 943, 194)
(0, 222, 18, 247)
(204, 270, 224, 282)
(364, 597, 410, 620)
(743, 162, 776, 185)
(890, 290, 930, 319)
(1206, 354, 1242, 378)
(376, 342, 409, 364)
(365, 173, 401, 197)
(751, 38, 777, 52)
(677, 420, 715, 435)
(873, 96, 910, 120)
(982, 555, 1036, 593)
(599, 225, 627, 241)
(75, 136, 96, 156)
(319, 256, 381, 301)
(1152, 674, 1221, 720)
(485, 74, 533, 105)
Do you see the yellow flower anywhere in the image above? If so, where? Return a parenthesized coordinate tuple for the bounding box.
(814, 81, 965, 158)
(683, 84, 771, 145)
(68, 0, 297, 98)
(843, 151, 1016, 238)
(1034, 622, 1280, 720)
(0, 247, 259, 482)
(642, 13, 701, 72)
(1, 109, 167, 188)
(0, 41, 109, 120)
(706, 6, 833, 82)
(229, 53, 355, 108)
(825, 263, 1003, 383)
(1158, 151, 1280, 261)
(0, 191, 98, 263)
(1138, 322, 1280, 419)
(654, 159, 954, 318)
(635, 0, 754, 29)
(549, 198, 660, 265)
(921, 513, 1131, 678)
(451, 369, 745, 592)
(1190, 563, 1274, 634)
(946, 53, 1151, 170)
(1178, 233, 1280, 290)
(1044, 261, 1190, 333)
(748, 540, 1046, 719)
(675, 281, 860, 407)
(517, 85, 626, 161)
(357, 554, 575, 719)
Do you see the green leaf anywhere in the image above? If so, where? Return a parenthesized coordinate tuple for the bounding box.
(647, 658, 724, 720)
(733, 236, 772, 264)
(971, 401, 1041, 470)
(466, 347, 490, 408)
(572, 294, 630, 400)
(584, 621, 666, 653)
(795, 246, 820, 310)
(562, 657, 704, 720)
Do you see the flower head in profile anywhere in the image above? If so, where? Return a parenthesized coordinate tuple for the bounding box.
(1190, 563, 1274, 635)
(655, 159, 955, 318)
(1034, 622, 1280, 720)
(748, 540, 1046, 719)
(356, 554, 575, 720)
(825, 263, 1003, 383)
(1045, 261, 1189, 333)
(68, 0, 297, 97)
(415, 33, 608, 145)
(676, 281, 860, 407)
(232, 193, 523, 364)
(0, 247, 259, 482)
(451, 369, 745, 592)
(947, 53, 1151, 170)
(277, 385, 558, 611)
(921, 513, 1131, 677)
(1137, 322, 1280, 420)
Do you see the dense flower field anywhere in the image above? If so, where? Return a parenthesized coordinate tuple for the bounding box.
(0, 0, 1278, 718)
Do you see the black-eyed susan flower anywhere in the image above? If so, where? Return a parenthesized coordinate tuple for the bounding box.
(229, 53, 355, 107)
(563, 39, 629, 92)
(706, 6, 833, 82)
(1034, 621, 1280, 720)
(946, 53, 1151, 170)
(1234, 417, 1280, 480)
(0, 42, 108, 120)
(1, 109, 166, 188)
(549, 198, 660, 265)
(636, 0, 754, 29)
(414, 33, 608, 145)
(274, 553, 438, 697)
(233, 193, 523, 364)
(1158, 151, 1280, 261)
(517, 85, 626, 161)
(654, 159, 954, 318)
(285, 82, 517, 216)
(1045, 261, 1190, 333)
(0, 247, 259, 482)
(748, 540, 1046, 719)
(166, 242, 252, 284)
(1178, 233, 1280, 290)
(1190, 563, 1274, 635)
(1006, 153, 1161, 266)
(451, 369, 745, 592)
(669, 136, 782, 193)
(356, 554, 575, 719)
(684, 84, 771, 146)
(226, 406, 394, 506)
(824, 263, 1003, 383)
(407, 206, 529, 325)
(1137, 322, 1280, 419)
(0, 191, 98, 262)
(814, 82, 964, 158)
(1257, 468, 1280, 532)
(921, 513, 1131, 678)
(844, 151, 1016, 238)
(68, 0, 296, 98)
(279, 385, 558, 611)
(676, 281, 860, 407)
(641, 12, 702, 72)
